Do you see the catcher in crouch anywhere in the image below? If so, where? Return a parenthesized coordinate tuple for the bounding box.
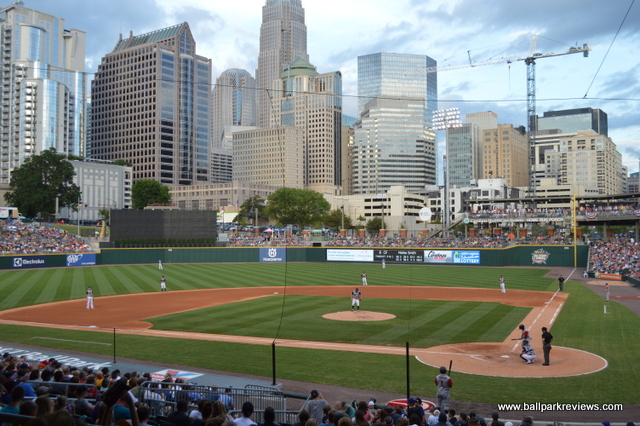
(351, 287, 362, 311)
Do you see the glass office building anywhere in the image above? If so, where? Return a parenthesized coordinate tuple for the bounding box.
(354, 53, 438, 194)
(256, 0, 308, 128)
(536, 108, 608, 137)
(91, 23, 212, 185)
(0, 3, 86, 183)
(213, 69, 257, 150)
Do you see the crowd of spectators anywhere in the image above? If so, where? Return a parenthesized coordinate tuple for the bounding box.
(469, 208, 569, 219)
(588, 237, 640, 279)
(0, 222, 94, 255)
(2, 350, 636, 426)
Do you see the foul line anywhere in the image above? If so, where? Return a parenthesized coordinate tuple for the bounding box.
(31, 336, 112, 346)
(511, 291, 560, 352)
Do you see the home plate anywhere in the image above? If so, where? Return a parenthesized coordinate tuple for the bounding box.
(274, 292, 279, 294)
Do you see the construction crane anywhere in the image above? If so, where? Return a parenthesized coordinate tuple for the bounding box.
(409, 37, 591, 198)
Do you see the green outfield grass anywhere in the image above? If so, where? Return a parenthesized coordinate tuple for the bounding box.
(0, 263, 639, 405)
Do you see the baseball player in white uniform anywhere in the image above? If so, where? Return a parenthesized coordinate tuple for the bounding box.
(158, 259, 163, 270)
(361, 271, 368, 286)
(86, 287, 94, 309)
(160, 276, 167, 291)
(520, 339, 536, 364)
(351, 288, 362, 311)
(499, 275, 506, 293)
(605, 282, 610, 302)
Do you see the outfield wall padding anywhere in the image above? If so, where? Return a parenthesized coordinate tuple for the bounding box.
(0, 245, 589, 270)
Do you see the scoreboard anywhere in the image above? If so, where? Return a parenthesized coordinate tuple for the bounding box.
(374, 249, 424, 263)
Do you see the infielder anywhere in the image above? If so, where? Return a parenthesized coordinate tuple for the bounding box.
(499, 275, 506, 293)
(605, 282, 610, 302)
(160, 276, 167, 292)
(557, 275, 565, 291)
(434, 366, 453, 412)
(520, 339, 536, 364)
(351, 288, 362, 311)
(361, 271, 368, 286)
(86, 286, 94, 310)
(158, 259, 163, 270)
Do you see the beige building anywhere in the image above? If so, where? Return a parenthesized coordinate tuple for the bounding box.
(341, 125, 354, 195)
(232, 126, 305, 189)
(270, 58, 342, 194)
(169, 180, 280, 212)
(542, 130, 623, 195)
(482, 124, 529, 187)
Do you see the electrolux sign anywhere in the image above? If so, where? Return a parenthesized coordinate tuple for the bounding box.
(67, 254, 97, 267)
(260, 247, 286, 262)
(452, 251, 480, 264)
(12, 256, 46, 269)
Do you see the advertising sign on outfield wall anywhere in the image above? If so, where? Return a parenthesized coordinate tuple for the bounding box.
(12, 256, 46, 269)
(326, 249, 374, 262)
(66, 254, 97, 267)
(452, 251, 481, 264)
(424, 250, 453, 263)
(260, 247, 287, 262)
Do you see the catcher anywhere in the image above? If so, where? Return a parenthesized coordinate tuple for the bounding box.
(351, 287, 362, 312)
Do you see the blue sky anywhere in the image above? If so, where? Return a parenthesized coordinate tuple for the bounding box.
(20, 0, 640, 174)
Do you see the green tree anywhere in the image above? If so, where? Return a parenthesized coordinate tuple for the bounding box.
(265, 188, 330, 230)
(4, 148, 81, 218)
(324, 208, 353, 231)
(114, 159, 133, 167)
(235, 195, 269, 224)
(366, 217, 383, 235)
(131, 179, 171, 210)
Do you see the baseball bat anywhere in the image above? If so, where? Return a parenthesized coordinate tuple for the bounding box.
(448, 360, 453, 376)
(511, 338, 520, 341)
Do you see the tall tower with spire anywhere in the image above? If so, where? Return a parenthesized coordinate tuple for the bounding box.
(255, 0, 309, 128)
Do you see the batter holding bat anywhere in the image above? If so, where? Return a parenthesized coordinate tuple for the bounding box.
(435, 365, 453, 412)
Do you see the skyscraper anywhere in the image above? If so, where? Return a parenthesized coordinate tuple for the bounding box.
(255, 0, 308, 128)
(0, 2, 86, 183)
(354, 53, 438, 194)
(91, 23, 212, 185)
(270, 58, 342, 194)
(212, 69, 256, 149)
(354, 97, 436, 194)
(536, 108, 608, 136)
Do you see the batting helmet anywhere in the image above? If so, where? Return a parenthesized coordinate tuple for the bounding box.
(440, 366, 447, 373)
(518, 324, 525, 330)
(523, 339, 529, 345)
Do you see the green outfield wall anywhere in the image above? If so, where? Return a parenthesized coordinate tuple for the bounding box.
(0, 245, 588, 270)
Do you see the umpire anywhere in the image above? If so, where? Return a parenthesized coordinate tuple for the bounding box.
(541, 326, 553, 366)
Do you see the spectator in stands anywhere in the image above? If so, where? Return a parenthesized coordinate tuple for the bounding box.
(293, 409, 311, 426)
(427, 410, 440, 426)
(0, 385, 25, 414)
(259, 406, 280, 426)
(435, 413, 449, 426)
(321, 409, 337, 426)
(447, 410, 456, 426)
(454, 413, 468, 426)
(489, 412, 504, 426)
(212, 399, 235, 423)
(408, 414, 422, 426)
(468, 413, 485, 426)
(137, 404, 151, 426)
(15, 370, 36, 399)
(193, 401, 213, 426)
(391, 407, 404, 424)
(406, 398, 424, 426)
(96, 390, 139, 426)
(356, 401, 373, 424)
(338, 418, 354, 426)
(191, 399, 207, 422)
(53, 395, 72, 414)
(304, 390, 329, 423)
(19, 399, 37, 418)
(396, 418, 409, 426)
(234, 401, 257, 426)
(219, 387, 234, 411)
(73, 385, 94, 417)
(35, 394, 53, 417)
(353, 411, 370, 426)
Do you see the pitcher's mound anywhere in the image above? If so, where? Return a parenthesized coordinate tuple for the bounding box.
(323, 311, 396, 321)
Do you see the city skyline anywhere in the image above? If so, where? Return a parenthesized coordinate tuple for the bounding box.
(11, 0, 640, 175)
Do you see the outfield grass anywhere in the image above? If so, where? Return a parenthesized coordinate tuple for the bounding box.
(0, 263, 638, 404)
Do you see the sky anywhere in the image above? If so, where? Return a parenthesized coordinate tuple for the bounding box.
(16, 0, 640, 174)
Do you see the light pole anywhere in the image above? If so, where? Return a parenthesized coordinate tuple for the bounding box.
(340, 205, 344, 232)
(433, 108, 462, 236)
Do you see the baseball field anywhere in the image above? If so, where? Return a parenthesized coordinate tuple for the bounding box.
(0, 261, 638, 409)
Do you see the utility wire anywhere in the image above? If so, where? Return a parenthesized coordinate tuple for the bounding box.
(583, 0, 635, 98)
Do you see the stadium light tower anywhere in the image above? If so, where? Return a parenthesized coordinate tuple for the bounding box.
(433, 108, 462, 235)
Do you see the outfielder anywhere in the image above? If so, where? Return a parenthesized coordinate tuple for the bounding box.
(605, 282, 610, 302)
(520, 339, 536, 364)
(160, 276, 167, 292)
(361, 271, 368, 286)
(434, 366, 453, 412)
(86, 286, 94, 309)
(351, 288, 362, 311)
(499, 275, 506, 293)
(381, 259, 386, 269)
(158, 259, 163, 270)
